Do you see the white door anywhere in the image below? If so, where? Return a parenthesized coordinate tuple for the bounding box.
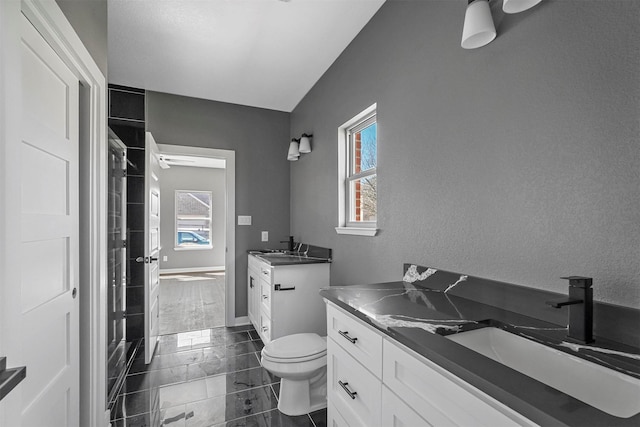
(144, 132, 161, 363)
(9, 14, 80, 426)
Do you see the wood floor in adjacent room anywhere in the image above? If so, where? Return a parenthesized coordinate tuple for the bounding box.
(159, 272, 226, 335)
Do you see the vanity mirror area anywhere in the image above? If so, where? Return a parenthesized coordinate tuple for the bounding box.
(321, 264, 640, 426)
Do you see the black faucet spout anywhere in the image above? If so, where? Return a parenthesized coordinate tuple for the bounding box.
(545, 298, 584, 308)
(548, 276, 593, 344)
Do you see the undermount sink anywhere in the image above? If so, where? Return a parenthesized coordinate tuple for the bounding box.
(446, 327, 640, 418)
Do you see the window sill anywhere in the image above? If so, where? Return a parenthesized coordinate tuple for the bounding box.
(335, 227, 378, 236)
(174, 246, 213, 251)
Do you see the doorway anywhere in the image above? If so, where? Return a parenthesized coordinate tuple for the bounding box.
(156, 144, 237, 334)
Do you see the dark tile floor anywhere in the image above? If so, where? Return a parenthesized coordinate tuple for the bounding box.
(110, 326, 327, 427)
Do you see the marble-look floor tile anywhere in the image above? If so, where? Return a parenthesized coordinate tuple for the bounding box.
(309, 409, 327, 427)
(122, 365, 188, 394)
(159, 379, 209, 409)
(111, 412, 154, 427)
(111, 326, 326, 427)
(184, 386, 278, 426)
(111, 388, 157, 419)
(130, 348, 204, 374)
(221, 409, 315, 427)
(187, 353, 261, 381)
(201, 366, 278, 398)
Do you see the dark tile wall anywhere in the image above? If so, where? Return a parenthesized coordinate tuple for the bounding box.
(109, 84, 147, 341)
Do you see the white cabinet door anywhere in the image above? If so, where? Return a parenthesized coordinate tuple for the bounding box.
(327, 338, 381, 427)
(382, 385, 432, 427)
(247, 267, 258, 328)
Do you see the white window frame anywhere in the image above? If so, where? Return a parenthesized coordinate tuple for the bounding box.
(174, 189, 213, 250)
(336, 103, 379, 236)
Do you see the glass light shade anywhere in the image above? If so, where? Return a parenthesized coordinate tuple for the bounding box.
(503, 0, 542, 14)
(461, 0, 496, 49)
(299, 135, 312, 153)
(287, 140, 300, 161)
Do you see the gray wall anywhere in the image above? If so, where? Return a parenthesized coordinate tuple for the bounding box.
(159, 165, 226, 271)
(56, 0, 108, 76)
(290, 0, 640, 309)
(146, 91, 291, 316)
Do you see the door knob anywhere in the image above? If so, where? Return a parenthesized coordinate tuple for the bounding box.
(135, 256, 146, 263)
(72, 288, 77, 299)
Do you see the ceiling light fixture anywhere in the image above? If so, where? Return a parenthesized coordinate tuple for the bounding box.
(461, 0, 542, 49)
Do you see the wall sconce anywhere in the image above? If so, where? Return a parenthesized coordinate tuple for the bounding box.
(287, 133, 313, 161)
(287, 138, 300, 161)
(461, 0, 542, 49)
(299, 133, 312, 154)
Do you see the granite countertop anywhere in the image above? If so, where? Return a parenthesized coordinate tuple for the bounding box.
(320, 267, 640, 426)
(251, 252, 331, 266)
(248, 245, 332, 266)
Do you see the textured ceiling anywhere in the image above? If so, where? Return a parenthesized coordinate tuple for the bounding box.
(108, 0, 386, 112)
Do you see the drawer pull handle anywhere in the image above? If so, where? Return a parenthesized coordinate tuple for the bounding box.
(338, 381, 357, 399)
(338, 330, 357, 344)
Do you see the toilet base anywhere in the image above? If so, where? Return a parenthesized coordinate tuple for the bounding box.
(277, 368, 327, 416)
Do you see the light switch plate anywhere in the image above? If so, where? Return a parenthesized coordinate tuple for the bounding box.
(238, 215, 252, 226)
(261, 231, 268, 242)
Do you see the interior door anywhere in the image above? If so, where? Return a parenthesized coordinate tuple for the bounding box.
(144, 132, 161, 363)
(15, 14, 80, 425)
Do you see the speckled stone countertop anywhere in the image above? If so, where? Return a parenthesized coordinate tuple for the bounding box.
(248, 245, 332, 266)
(249, 253, 331, 266)
(320, 264, 640, 426)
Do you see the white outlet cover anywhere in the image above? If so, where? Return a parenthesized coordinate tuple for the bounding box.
(261, 231, 268, 242)
(238, 215, 252, 226)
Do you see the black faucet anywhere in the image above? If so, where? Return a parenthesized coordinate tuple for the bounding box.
(279, 236, 295, 252)
(546, 276, 593, 344)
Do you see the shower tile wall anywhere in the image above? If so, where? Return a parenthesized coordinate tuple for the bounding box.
(109, 84, 147, 341)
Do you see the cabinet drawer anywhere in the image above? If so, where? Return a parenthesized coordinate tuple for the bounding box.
(383, 339, 530, 427)
(327, 303, 383, 378)
(260, 279, 271, 317)
(248, 255, 260, 272)
(328, 337, 381, 427)
(260, 265, 272, 282)
(259, 312, 271, 344)
(382, 385, 432, 427)
(328, 401, 351, 427)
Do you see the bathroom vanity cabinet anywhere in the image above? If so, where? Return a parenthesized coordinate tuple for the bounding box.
(248, 254, 330, 344)
(325, 302, 535, 427)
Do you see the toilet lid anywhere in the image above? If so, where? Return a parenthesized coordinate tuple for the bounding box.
(262, 333, 326, 360)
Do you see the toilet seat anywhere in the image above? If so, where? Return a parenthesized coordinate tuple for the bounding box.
(262, 333, 327, 363)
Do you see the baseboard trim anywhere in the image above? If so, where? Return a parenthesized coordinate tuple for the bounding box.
(160, 266, 225, 275)
(234, 316, 250, 327)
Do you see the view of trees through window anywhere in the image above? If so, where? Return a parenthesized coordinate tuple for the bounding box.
(350, 121, 377, 222)
(175, 190, 212, 247)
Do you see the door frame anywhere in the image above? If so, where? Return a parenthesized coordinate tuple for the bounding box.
(0, 0, 108, 426)
(157, 144, 238, 326)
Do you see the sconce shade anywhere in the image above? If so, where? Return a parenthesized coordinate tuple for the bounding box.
(503, 0, 542, 14)
(299, 133, 312, 154)
(287, 139, 300, 161)
(461, 0, 496, 49)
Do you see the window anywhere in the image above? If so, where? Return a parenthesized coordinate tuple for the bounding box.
(175, 190, 212, 249)
(336, 104, 378, 236)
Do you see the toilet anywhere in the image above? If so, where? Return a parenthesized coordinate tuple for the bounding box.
(260, 333, 327, 416)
